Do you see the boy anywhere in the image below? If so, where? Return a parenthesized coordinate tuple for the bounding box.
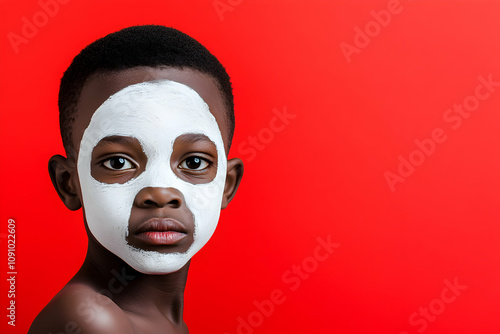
(28, 25, 244, 333)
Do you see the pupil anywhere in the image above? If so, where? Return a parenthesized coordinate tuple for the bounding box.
(186, 157, 201, 169)
(110, 157, 125, 169)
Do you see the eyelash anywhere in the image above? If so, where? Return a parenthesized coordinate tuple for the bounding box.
(178, 156, 212, 171)
(100, 155, 212, 171)
(101, 156, 137, 171)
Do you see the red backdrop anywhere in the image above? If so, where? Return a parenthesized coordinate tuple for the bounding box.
(1, 0, 500, 333)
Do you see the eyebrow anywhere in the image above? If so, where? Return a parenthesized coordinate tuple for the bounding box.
(96, 135, 139, 146)
(179, 133, 214, 144)
(96, 134, 213, 146)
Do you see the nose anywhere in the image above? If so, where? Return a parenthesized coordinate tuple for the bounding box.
(134, 187, 183, 209)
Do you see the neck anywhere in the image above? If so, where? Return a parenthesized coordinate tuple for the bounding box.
(74, 236, 190, 326)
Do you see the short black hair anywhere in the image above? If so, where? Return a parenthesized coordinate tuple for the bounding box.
(58, 25, 234, 157)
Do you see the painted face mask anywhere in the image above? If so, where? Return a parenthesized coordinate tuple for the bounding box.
(77, 80, 227, 274)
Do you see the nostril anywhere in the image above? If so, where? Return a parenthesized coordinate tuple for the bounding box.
(168, 199, 181, 209)
(142, 198, 180, 208)
(134, 187, 183, 209)
(144, 199, 157, 206)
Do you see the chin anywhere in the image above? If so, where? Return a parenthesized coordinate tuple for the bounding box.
(121, 246, 192, 274)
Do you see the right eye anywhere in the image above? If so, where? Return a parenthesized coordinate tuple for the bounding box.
(102, 156, 135, 171)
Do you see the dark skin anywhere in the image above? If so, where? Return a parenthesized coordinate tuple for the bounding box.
(29, 67, 244, 334)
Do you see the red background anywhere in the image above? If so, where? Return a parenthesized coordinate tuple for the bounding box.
(1, 0, 500, 333)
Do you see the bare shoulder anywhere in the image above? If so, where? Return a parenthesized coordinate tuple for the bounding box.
(28, 283, 136, 334)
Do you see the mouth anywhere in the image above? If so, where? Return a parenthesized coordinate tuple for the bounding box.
(134, 217, 188, 246)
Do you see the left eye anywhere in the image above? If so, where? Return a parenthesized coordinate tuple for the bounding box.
(179, 156, 210, 171)
(102, 157, 135, 170)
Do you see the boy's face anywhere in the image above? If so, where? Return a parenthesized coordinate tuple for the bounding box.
(71, 67, 232, 274)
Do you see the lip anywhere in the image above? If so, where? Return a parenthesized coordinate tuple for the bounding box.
(134, 217, 187, 246)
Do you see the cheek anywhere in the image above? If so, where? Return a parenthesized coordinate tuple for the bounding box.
(182, 177, 226, 237)
(81, 177, 139, 237)
(78, 139, 145, 244)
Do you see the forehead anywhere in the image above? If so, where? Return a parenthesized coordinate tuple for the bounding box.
(73, 66, 229, 155)
(83, 80, 223, 157)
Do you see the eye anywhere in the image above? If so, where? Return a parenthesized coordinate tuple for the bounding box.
(178, 156, 210, 171)
(102, 156, 135, 171)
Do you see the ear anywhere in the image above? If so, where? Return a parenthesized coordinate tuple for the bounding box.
(48, 155, 82, 211)
(221, 158, 244, 209)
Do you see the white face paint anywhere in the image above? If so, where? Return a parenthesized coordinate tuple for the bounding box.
(77, 80, 227, 274)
